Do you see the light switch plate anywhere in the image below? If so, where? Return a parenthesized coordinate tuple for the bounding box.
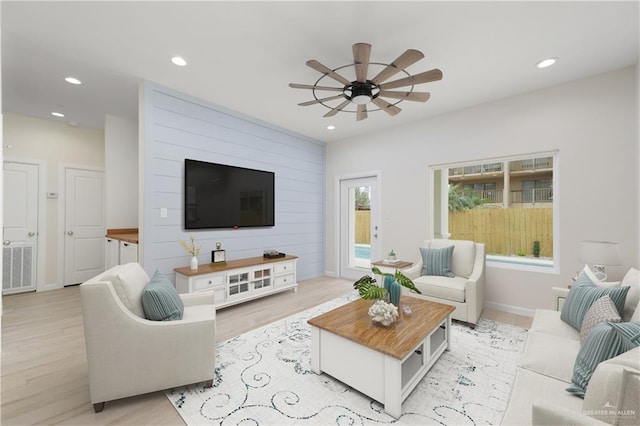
(160, 207, 168, 218)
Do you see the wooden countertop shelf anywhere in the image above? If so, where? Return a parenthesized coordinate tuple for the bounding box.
(105, 228, 139, 244)
(174, 255, 298, 276)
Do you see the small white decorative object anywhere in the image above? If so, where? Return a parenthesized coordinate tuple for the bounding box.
(368, 300, 399, 326)
(179, 236, 202, 270)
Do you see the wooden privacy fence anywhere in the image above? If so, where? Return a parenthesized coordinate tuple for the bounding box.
(355, 210, 371, 244)
(449, 208, 553, 258)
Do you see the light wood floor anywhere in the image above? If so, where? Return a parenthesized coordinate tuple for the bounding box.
(1, 276, 532, 425)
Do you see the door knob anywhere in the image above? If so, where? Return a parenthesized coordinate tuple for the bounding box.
(28, 232, 36, 237)
(3, 240, 10, 246)
(67, 231, 74, 236)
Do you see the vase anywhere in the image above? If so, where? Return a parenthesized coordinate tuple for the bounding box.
(190, 256, 198, 270)
(388, 280, 402, 306)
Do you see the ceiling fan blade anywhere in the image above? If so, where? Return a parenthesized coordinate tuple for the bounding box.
(356, 104, 368, 121)
(371, 97, 401, 116)
(377, 68, 443, 91)
(298, 94, 345, 106)
(289, 83, 344, 92)
(306, 60, 351, 86)
(371, 49, 425, 84)
(378, 91, 431, 102)
(323, 100, 351, 118)
(353, 42, 372, 83)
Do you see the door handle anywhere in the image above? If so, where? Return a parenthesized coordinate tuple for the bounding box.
(3, 240, 10, 246)
(373, 234, 378, 238)
(67, 231, 74, 236)
(28, 232, 36, 237)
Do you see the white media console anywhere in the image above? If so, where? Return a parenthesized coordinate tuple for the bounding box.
(174, 255, 298, 309)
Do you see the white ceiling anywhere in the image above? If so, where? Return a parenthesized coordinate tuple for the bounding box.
(2, 1, 639, 143)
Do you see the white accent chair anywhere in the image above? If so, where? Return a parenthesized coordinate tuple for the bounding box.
(80, 263, 216, 412)
(403, 239, 486, 326)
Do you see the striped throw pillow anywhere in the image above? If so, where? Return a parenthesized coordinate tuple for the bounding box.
(567, 321, 640, 397)
(141, 270, 184, 321)
(560, 271, 629, 330)
(420, 245, 455, 278)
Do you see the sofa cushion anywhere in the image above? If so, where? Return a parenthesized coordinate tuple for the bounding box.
(141, 270, 184, 321)
(529, 309, 580, 341)
(501, 367, 585, 426)
(567, 322, 640, 398)
(420, 246, 455, 278)
(430, 239, 476, 278)
(519, 331, 581, 383)
(560, 270, 629, 330)
(583, 347, 640, 425)
(621, 268, 640, 322)
(413, 275, 466, 303)
(109, 262, 150, 318)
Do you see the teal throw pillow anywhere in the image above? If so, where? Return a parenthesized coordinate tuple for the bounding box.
(141, 270, 184, 321)
(560, 271, 629, 330)
(420, 246, 455, 278)
(567, 321, 640, 398)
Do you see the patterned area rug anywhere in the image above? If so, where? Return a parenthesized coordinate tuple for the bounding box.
(166, 292, 528, 425)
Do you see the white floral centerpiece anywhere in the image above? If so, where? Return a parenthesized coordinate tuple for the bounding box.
(179, 236, 203, 270)
(368, 299, 399, 326)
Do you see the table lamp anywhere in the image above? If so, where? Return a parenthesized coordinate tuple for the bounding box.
(579, 240, 621, 281)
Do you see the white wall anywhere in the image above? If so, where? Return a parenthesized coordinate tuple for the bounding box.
(140, 81, 326, 281)
(326, 66, 638, 314)
(104, 115, 138, 228)
(2, 113, 104, 285)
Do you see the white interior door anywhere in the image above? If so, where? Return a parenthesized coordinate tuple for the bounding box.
(64, 168, 105, 285)
(339, 176, 380, 280)
(3, 161, 38, 294)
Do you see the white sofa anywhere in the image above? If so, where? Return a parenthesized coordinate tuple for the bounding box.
(80, 263, 216, 412)
(501, 270, 640, 425)
(403, 239, 486, 325)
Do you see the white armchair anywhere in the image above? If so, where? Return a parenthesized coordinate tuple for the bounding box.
(403, 239, 486, 325)
(80, 263, 216, 412)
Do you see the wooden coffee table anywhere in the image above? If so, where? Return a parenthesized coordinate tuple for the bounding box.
(308, 296, 455, 418)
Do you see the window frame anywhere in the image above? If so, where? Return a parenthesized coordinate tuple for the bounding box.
(429, 150, 559, 274)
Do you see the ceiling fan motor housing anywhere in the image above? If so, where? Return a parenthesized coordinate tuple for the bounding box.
(347, 80, 379, 105)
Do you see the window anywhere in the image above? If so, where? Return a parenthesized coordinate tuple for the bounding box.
(431, 151, 558, 272)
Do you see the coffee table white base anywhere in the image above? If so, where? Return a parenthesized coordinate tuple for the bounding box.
(310, 315, 451, 419)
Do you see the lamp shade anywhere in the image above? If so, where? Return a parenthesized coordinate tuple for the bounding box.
(579, 241, 622, 266)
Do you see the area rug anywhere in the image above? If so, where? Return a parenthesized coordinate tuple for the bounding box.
(166, 292, 528, 425)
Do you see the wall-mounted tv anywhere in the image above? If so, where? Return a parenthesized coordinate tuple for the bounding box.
(184, 159, 275, 229)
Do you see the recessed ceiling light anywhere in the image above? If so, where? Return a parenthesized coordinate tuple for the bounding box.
(65, 77, 82, 85)
(171, 56, 187, 66)
(327, 125, 335, 130)
(51, 112, 65, 117)
(536, 57, 558, 69)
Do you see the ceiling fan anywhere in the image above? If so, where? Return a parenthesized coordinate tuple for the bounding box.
(289, 42, 443, 121)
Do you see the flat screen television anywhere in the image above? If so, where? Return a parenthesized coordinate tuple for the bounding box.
(184, 159, 275, 229)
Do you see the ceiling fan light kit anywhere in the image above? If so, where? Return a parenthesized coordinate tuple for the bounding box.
(289, 42, 443, 121)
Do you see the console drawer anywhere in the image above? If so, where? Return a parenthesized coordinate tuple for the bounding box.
(274, 262, 294, 275)
(274, 274, 295, 288)
(193, 275, 224, 292)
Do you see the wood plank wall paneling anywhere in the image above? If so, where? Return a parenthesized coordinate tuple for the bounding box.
(141, 81, 326, 282)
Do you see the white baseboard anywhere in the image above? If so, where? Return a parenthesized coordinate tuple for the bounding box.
(485, 300, 535, 318)
(324, 270, 338, 278)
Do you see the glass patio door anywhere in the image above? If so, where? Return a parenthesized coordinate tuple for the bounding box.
(339, 176, 380, 280)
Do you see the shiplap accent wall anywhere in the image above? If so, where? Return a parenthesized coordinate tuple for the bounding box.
(140, 81, 325, 281)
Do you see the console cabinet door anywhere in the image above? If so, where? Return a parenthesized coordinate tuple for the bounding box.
(105, 238, 120, 269)
(227, 269, 250, 300)
(119, 241, 138, 264)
